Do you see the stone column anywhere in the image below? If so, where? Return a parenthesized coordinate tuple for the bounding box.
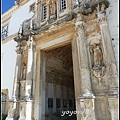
(25, 35, 35, 120)
(97, 4, 118, 119)
(97, 5, 118, 96)
(75, 13, 94, 98)
(53, 84, 56, 113)
(12, 42, 22, 101)
(60, 84, 63, 112)
(25, 36, 35, 99)
(72, 13, 96, 119)
(6, 41, 22, 120)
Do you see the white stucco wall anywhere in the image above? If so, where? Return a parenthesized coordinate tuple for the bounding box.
(2, 40, 17, 99)
(8, 0, 36, 36)
(106, 0, 119, 67)
(2, 0, 36, 99)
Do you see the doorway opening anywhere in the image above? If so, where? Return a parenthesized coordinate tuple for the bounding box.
(45, 44, 76, 120)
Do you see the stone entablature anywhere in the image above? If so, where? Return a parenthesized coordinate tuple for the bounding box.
(17, 0, 30, 6)
(18, 0, 109, 41)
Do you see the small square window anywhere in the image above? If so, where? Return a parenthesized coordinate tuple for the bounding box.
(1, 25, 8, 40)
(48, 98, 53, 108)
(42, 4, 47, 19)
(63, 99, 67, 107)
(56, 98, 60, 108)
(60, 0, 66, 11)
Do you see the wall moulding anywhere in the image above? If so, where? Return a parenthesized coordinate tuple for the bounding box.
(34, 21, 76, 45)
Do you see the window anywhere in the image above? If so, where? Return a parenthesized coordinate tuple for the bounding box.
(30, 3, 35, 12)
(1, 93, 6, 114)
(42, 4, 47, 19)
(56, 98, 60, 108)
(48, 98, 53, 108)
(2, 25, 8, 40)
(60, 0, 66, 11)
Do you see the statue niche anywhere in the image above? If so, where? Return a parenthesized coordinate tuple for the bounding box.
(90, 43, 103, 69)
(49, 0, 57, 19)
(89, 40, 106, 87)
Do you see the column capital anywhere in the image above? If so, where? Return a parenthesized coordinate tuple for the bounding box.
(15, 46, 22, 54)
(75, 13, 86, 34)
(96, 4, 107, 24)
(27, 36, 36, 49)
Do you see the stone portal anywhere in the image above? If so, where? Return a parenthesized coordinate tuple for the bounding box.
(44, 44, 76, 120)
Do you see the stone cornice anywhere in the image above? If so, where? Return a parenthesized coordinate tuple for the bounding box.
(13, 0, 109, 44)
(2, 5, 19, 23)
(2, 33, 18, 45)
(17, 0, 30, 6)
(35, 20, 75, 43)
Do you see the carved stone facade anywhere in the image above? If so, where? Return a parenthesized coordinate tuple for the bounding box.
(6, 0, 118, 120)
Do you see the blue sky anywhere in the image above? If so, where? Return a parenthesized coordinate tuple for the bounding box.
(1, 0, 15, 14)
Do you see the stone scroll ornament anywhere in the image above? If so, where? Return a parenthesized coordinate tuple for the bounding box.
(90, 43, 106, 86)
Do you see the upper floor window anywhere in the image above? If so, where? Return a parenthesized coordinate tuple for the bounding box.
(60, 0, 66, 11)
(1, 93, 6, 114)
(2, 25, 8, 40)
(30, 3, 35, 12)
(42, 4, 47, 19)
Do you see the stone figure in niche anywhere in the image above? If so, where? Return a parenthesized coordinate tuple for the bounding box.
(23, 63, 27, 80)
(90, 44, 103, 68)
(50, 0, 56, 16)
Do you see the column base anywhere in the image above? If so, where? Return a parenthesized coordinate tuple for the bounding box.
(25, 101, 34, 120)
(79, 97, 96, 120)
(5, 102, 19, 120)
(19, 102, 26, 120)
(107, 95, 118, 120)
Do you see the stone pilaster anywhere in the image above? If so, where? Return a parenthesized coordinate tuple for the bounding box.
(25, 35, 35, 99)
(72, 12, 96, 120)
(6, 41, 22, 120)
(12, 42, 22, 100)
(97, 3, 118, 119)
(24, 35, 35, 120)
(75, 13, 94, 98)
(107, 96, 118, 120)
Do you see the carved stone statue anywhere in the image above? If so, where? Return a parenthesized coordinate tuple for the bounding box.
(50, 0, 56, 16)
(23, 63, 27, 80)
(90, 44, 103, 67)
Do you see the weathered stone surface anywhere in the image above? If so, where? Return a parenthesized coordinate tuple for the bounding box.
(7, 0, 118, 120)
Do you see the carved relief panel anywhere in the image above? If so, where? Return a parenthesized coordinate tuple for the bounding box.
(87, 37, 109, 95)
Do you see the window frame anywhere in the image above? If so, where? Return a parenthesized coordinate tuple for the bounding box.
(2, 25, 8, 40)
(42, 4, 47, 20)
(60, 0, 66, 11)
